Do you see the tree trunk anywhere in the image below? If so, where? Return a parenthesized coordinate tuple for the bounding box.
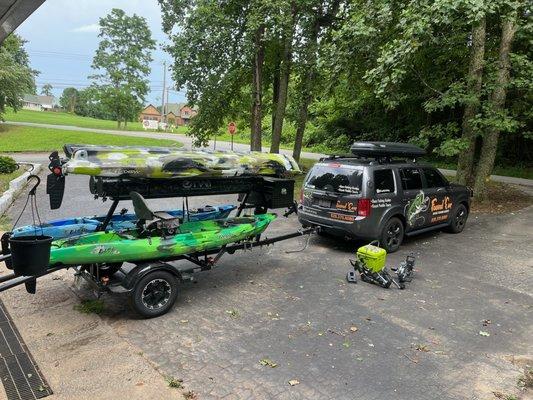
(271, 51, 280, 134)
(270, 9, 296, 154)
(117, 120, 121, 129)
(456, 17, 486, 186)
(250, 25, 265, 151)
(293, 20, 320, 162)
(473, 14, 517, 200)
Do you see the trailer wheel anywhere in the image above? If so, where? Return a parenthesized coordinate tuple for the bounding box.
(129, 271, 178, 318)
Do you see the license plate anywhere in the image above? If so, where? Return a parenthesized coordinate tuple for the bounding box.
(315, 198, 331, 208)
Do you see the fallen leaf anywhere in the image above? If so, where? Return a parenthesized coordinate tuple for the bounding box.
(342, 341, 351, 348)
(368, 343, 375, 347)
(479, 331, 490, 337)
(180, 320, 189, 324)
(356, 357, 364, 362)
(288, 379, 300, 386)
(350, 326, 358, 332)
(482, 319, 492, 326)
(415, 344, 430, 352)
(259, 358, 278, 368)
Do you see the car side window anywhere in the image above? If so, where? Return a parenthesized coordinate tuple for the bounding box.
(374, 169, 395, 194)
(400, 168, 422, 190)
(423, 168, 448, 188)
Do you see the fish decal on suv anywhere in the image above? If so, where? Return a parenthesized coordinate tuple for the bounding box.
(405, 191, 430, 227)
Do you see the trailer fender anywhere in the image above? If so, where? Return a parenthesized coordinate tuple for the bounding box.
(121, 262, 182, 291)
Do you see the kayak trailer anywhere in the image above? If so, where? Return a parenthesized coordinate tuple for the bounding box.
(0, 151, 315, 318)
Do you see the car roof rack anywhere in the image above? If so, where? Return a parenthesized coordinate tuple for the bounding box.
(320, 142, 426, 165)
(350, 141, 426, 158)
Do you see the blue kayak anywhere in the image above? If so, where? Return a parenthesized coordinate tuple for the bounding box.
(11, 204, 236, 240)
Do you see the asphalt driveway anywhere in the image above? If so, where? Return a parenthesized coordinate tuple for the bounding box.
(3, 172, 532, 400)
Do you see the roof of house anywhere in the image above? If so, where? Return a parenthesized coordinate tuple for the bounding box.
(164, 103, 199, 116)
(23, 94, 54, 106)
(140, 104, 161, 115)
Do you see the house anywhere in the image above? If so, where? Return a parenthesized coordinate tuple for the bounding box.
(138, 104, 161, 122)
(139, 103, 198, 127)
(22, 95, 54, 111)
(164, 103, 198, 126)
(165, 111, 178, 126)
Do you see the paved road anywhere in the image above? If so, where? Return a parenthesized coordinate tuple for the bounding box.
(3, 170, 532, 399)
(4, 120, 532, 187)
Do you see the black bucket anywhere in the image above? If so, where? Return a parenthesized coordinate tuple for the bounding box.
(8, 235, 53, 276)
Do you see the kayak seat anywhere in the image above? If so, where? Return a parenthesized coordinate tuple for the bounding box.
(130, 191, 180, 235)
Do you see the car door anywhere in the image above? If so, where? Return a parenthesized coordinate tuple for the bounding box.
(399, 167, 430, 231)
(422, 168, 454, 226)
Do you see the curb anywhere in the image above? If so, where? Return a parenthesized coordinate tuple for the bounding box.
(0, 163, 42, 217)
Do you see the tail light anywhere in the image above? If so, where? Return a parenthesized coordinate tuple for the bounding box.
(357, 198, 371, 217)
(299, 189, 304, 204)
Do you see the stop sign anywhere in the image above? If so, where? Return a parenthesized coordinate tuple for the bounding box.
(228, 122, 236, 135)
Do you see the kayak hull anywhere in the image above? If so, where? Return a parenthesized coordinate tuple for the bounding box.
(49, 214, 276, 266)
(11, 205, 236, 240)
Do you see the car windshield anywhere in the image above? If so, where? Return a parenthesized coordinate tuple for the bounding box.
(304, 163, 363, 194)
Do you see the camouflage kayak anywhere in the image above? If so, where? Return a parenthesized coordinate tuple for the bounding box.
(11, 205, 236, 240)
(49, 214, 276, 266)
(62, 144, 301, 179)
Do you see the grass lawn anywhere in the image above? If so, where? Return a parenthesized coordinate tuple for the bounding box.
(0, 125, 182, 153)
(0, 168, 24, 193)
(4, 108, 188, 134)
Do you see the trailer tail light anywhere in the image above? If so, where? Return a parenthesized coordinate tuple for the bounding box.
(357, 198, 371, 217)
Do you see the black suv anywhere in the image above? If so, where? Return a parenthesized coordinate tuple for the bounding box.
(298, 142, 472, 252)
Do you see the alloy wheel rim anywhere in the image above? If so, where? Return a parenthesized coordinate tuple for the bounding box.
(386, 223, 401, 247)
(456, 209, 466, 228)
(141, 279, 172, 310)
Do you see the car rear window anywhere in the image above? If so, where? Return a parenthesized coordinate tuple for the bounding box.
(305, 163, 363, 194)
(374, 169, 395, 194)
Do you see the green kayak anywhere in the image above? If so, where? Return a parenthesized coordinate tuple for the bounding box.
(62, 144, 301, 179)
(49, 214, 276, 266)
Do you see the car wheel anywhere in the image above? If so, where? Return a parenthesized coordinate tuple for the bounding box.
(129, 271, 178, 318)
(445, 204, 468, 233)
(380, 217, 404, 253)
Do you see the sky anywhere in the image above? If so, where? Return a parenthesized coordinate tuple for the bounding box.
(14, 0, 186, 106)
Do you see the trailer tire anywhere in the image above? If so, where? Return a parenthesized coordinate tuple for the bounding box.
(129, 271, 178, 318)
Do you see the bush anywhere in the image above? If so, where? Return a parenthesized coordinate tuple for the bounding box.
(0, 156, 17, 174)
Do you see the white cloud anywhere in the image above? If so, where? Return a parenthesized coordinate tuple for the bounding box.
(71, 23, 99, 33)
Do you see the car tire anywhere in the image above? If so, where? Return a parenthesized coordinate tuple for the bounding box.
(129, 270, 178, 318)
(444, 204, 468, 233)
(380, 217, 404, 253)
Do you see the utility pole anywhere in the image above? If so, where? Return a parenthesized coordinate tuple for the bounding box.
(161, 61, 167, 124)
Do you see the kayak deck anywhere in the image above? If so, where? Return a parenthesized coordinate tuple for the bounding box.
(49, 214, 276, 265)
(11, 205, 236, 240)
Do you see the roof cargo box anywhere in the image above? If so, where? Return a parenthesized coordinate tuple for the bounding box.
(350, 142, 426, 158)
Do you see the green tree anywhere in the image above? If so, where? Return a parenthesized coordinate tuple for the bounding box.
(473, 10, 518, 198)
(59, 87, 79, 113)
(90, 8, 156, 128)
(0, 34, 35, 120)
(41, 83, 53, 96)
